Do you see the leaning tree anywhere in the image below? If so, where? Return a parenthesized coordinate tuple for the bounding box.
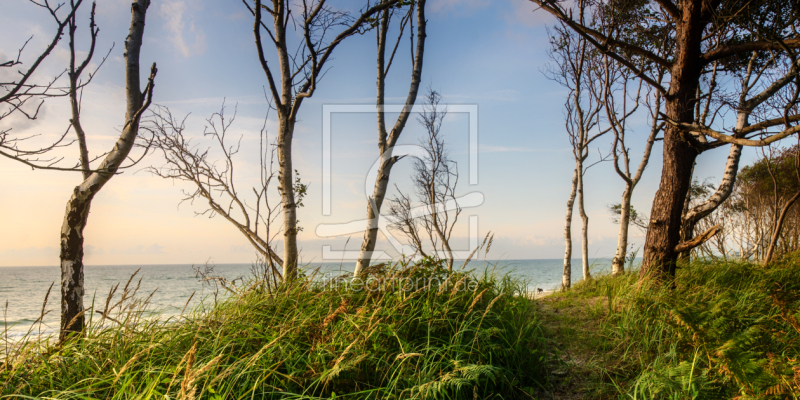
(354, 0, 427, 278)
(58, 0, 156, 341)
(531, 0, 800, 280)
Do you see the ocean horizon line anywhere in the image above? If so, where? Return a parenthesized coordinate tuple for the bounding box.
(0, 257, 624, 269)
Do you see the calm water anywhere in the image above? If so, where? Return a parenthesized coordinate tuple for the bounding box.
(0, 259, 613, 338)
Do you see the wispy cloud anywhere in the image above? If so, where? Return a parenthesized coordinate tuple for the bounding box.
(160, 0, 206, 57)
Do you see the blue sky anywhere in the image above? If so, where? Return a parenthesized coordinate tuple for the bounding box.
(0, 0, 759, 266)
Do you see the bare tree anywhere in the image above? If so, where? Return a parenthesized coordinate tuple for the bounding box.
(692, 143, 800, 263)
(0, 0, 107, 171)
(761, 142, 800, 265)
(59, 0, 156, 341)
(546, 9, 610, 289)
(416, 91, 462, 270)
(386, 188, 429, 258)
(604, 58, 664, 275)
(244, 0, 401, 279)
(388, 90, 461, 269)
(353, 0, 427, 278)
(531, 0, 800, 282)
(148, 104, 284, 278)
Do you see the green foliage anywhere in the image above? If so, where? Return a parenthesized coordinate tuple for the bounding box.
(607, 203, 648, 231)
(560, 256, 800, 399)
(1, 258, 547, 399)
(293, 168, 308, 232)
(738, 146, 800, 200)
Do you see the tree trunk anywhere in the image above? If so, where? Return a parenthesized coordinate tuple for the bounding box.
(354, 1, 426, 277)
(355, 152, 394, 274)
(563, 165, 579, 289)
(277, 116, 298, 279)
(640, 123, 699, 280)
(577, 164, 591, 280)
(640, 3, 705, 281)
(440, 233, 454, 271)
(59, 190, 92, 339)
(679, 117, 746, 260)
(59, 0, 153, 341)
(763, 191, 800, 265)
(612, 186, 632, 275)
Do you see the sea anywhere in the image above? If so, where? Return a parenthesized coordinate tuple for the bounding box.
(0, 259, 617, 339)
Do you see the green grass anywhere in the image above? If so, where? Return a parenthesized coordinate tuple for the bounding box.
(1, 258, 548, 399)
(538, 256, 800, 399)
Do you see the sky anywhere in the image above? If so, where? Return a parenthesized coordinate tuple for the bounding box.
(0, 0, 762, 267)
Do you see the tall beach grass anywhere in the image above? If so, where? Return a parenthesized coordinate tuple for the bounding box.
(1, 258, 549, 399)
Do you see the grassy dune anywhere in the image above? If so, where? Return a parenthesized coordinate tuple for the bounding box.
(538, 256, 800, 399)
(4, 256, 800, 399)
(1, 259, 548, 399)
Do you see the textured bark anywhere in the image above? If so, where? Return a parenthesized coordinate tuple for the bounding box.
(675, 224, 721, 253)
(577, 164, 591, 280)
(639, 1, 706, 280)
(354, 1, 426, 277)
(563, 166, 579, 289)
(277, 116, 298, 279)
(679, 142, 743, 258)
(60, 0, 154, 341)
(612, 189, 632, 275)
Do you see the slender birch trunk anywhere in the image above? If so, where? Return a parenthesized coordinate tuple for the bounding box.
(60, 0, 155, 341)
(277, 116, 298, 279)
(609, 97, 660, 274)
(549, 9, 607, 289)
(612, 188, 632, 274)
(354, 1, 426, 277)
(577, 163, 590, 280)
(563, 166, 579, 289)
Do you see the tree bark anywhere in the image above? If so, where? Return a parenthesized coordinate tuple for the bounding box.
(577, 164, 591, 280)
(679, 142, 743, 259)
(60, 0, 154, 341)
(563, 165, 579, 289)
(639, 2, 705, 280)
(612, 187, 632, 274)
(354, 1, 426, 277)
(60, 190, 91, 340)
(277, 116, 298, 279)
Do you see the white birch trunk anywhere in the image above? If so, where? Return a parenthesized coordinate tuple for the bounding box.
(577, 163, 591, 280)
(60, 0, 154, 341)
(563, 165, 579, 289)
(354, 1, 426, 277)
(277, 116, 298, 279)
(612, 187, 632, 275)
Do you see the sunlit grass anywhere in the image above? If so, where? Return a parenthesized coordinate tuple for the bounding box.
(1, 258, 548, 399)
(541, 255, 800, 399)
